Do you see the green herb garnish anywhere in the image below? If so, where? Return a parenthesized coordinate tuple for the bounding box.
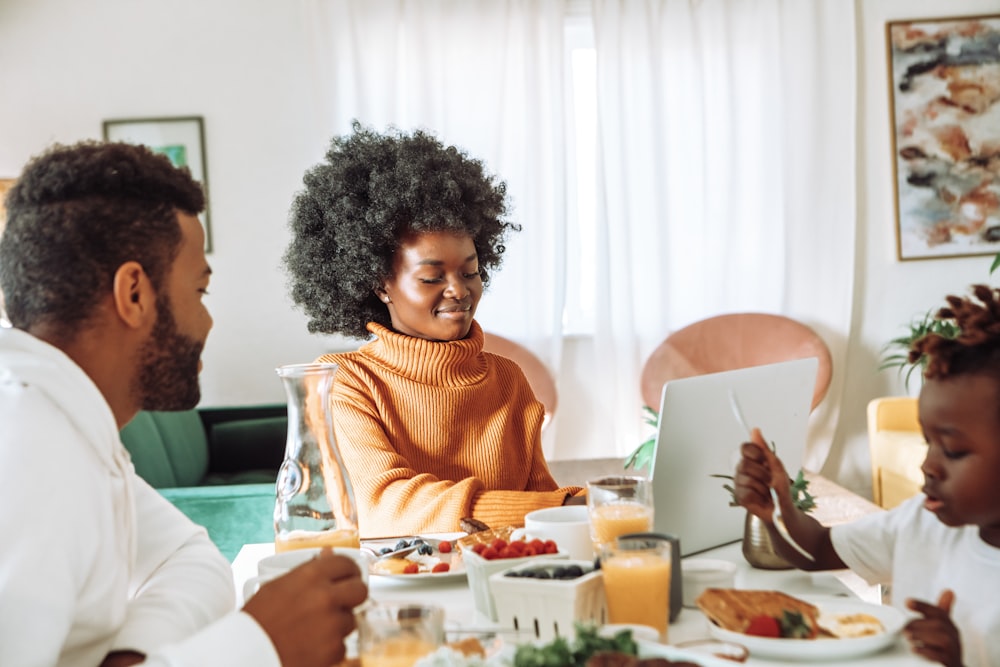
(513, 624, 638, 667)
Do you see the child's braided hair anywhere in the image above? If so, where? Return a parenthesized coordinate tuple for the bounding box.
(911, 284, 1000, 380)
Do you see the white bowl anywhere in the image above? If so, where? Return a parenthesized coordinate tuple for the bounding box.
(681, 558, 737, 608)
(463, 548, 568, 622)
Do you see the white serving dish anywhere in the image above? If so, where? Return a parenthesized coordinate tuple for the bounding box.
(488, 558, 605, 641)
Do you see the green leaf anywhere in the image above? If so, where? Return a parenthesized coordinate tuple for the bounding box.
(779, 610, 814, 639)
(991, 252, 1000, 275)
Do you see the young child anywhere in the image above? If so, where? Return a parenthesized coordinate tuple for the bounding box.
(734, 284, 1000, 667)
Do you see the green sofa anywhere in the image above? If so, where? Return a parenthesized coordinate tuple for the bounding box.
(119, 405, 287, 561)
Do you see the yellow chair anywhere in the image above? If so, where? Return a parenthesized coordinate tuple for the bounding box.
(867, 396, 925, 509)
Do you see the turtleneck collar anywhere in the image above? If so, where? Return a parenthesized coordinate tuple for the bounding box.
(360, 320, 489, 386)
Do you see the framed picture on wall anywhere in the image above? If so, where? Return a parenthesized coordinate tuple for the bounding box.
(103, 116, 213, 252)
(886, 14, 1000, 261)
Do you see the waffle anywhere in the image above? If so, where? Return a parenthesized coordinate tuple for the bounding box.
(695, 588, 820, 637)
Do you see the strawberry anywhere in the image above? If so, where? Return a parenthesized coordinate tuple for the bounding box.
(745, 615, 781, 638)
(431, 562, 450, 573)
(437, 540, 452, 554)
(402, 562, 420, 575)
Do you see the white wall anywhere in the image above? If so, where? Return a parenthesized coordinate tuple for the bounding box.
(831, 0, 1000, 495)
(0, 0, 357, 407)
(2, 0, 997, 495)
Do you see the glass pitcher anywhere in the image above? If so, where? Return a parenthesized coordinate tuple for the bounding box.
(274, 363, 359, 552)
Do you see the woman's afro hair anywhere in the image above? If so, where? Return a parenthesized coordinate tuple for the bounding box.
(283, 122, 518, 340)
(911, 284, 1000, 380)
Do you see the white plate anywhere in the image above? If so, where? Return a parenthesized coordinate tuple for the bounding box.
(706, 596, 905, 661)
(371, 561, 467, 582)
(364, 537, 466, 581)
(637, 640, 749, 666)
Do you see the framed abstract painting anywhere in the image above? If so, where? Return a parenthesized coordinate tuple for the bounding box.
(103, 116, 213, 252)
(886, 14, 1000, 261)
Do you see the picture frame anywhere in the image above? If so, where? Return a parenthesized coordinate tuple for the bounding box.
(103, 116, 213, 252)
(886, 14, 1000, 261)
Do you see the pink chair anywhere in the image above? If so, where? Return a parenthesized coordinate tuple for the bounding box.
(639, 313, 833, 412)
(483, 332, 558, 430)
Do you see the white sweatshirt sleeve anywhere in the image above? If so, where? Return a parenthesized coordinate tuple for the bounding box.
(111, 478, 239, 651)
(142, 612, 282, 666)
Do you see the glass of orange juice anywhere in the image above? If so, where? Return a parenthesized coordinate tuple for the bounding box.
(587, 475, 653, 552)
(274, 527, 360, 552)
(601, 534, 677, 642)
(357, 602, 445, 667)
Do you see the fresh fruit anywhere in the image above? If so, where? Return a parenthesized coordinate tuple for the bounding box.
(431, 562, 450, 573)
(745, 615, 781, 638)
(402, 562, 420, 575)
(438, 540, 452, 554)
(473, 537, 560, 561)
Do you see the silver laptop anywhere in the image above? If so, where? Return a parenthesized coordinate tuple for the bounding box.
(649, 357, 818, 556)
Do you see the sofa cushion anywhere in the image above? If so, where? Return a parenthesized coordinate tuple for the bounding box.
(120, 410, 210, 488)
(120, 412, 178, 488)
(207, 416, 287, 475)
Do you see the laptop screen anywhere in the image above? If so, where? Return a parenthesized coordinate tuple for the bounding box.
(649, 357, 818, 556)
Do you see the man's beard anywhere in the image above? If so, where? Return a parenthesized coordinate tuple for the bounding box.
(135, 296, 205, 411)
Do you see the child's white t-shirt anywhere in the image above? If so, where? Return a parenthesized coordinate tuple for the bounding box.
(831, 493, 1000, 667)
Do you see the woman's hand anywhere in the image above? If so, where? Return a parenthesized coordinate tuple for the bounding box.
(905, 590, 964, 667)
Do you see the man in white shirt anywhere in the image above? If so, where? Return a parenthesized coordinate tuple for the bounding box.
(0, 141, 367, 667)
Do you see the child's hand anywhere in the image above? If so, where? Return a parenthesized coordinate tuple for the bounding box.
(733, 428, 791, 522)
(904, 590, 963, 667)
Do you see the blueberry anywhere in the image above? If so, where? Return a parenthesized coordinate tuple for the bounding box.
(412, 538, 426, 545)
(534, 570, 552, 579)
(378, 547, 394, 555)
(395, 539, 410, 551)
(565, 565, 584, 578)
(504, 571, 522, 577)
(552, 567, 569, 579)
(418, 544, 433, 555)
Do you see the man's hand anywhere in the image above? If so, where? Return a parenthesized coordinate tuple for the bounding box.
(905, 590, 963, 667)
(244, 549, 369, 667)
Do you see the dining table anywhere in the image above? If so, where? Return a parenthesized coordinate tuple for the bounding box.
(231, 473, 931, 666)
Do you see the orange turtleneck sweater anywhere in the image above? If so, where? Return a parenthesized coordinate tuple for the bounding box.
(317, 320, 581, 538)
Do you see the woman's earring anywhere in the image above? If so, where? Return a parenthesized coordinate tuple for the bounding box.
(382, 296, 391, 304)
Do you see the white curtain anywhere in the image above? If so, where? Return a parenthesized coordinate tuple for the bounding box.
(590, 0, 857, 470)
(305, 0, 857, 470)
(304, 0, 571, 456)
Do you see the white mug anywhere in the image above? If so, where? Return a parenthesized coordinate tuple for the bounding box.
(243, 547, 373, 602)
(514, 505, 594, 561)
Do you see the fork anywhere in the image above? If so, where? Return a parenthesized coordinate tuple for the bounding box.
(728, 390, 815, 562)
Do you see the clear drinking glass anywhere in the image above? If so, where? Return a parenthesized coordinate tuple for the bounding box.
(601, 534, 676, 642)
(587, 475, 654, 552)
(357, 602, 445, 667)
(273, 363, 359, 552)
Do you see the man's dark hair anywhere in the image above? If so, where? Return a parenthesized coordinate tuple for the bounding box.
(0, 141, 204, 334)
(283, 122, 518, 340)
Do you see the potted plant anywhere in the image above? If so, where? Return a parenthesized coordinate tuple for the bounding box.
(623, 406, 658, 474)
(710, 442, 816, 570)
(878, 310, 959, 391)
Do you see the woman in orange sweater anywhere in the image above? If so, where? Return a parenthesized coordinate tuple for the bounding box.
(283, 123, 583, 537)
